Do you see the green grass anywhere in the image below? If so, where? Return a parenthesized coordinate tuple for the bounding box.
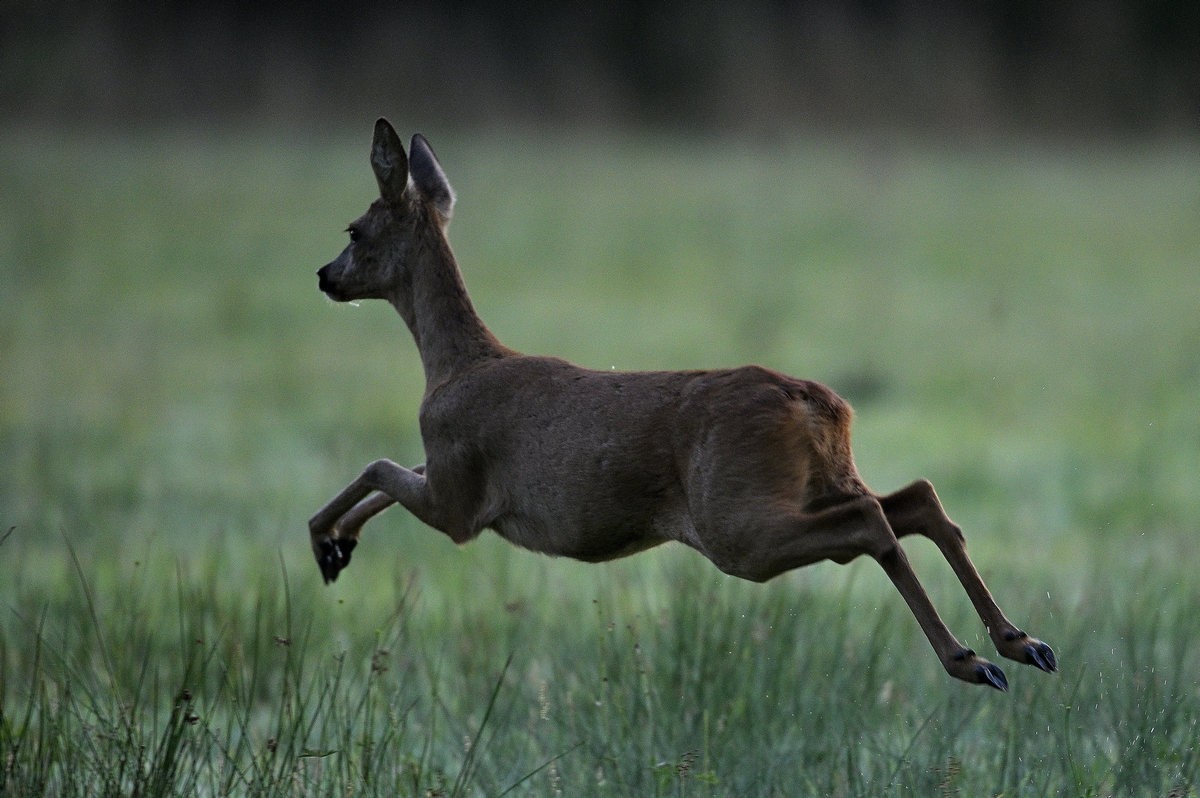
(2, 126, 1199, 795)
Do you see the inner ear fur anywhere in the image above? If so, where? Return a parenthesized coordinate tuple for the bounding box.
(371, 118, 409, 202)
(409, 133, 456, 220)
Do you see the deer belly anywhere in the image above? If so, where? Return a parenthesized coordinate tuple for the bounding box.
(488, 512, 668, 563)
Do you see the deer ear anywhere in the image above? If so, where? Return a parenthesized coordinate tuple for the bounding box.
(371, 118, 408, 202)
(409, 134, 456, 220)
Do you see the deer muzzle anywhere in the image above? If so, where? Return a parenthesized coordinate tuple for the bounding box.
(317, 263, 340, 299)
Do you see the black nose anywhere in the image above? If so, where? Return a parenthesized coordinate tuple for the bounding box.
(317, 265, 331, 293)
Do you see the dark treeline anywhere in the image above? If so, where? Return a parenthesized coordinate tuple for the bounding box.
(3, 1, 1197, 135)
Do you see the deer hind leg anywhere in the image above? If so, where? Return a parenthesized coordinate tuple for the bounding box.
(706, 495, 1009, 689)
(309, 460, 428, 583)
(878, 479, 1057, 674)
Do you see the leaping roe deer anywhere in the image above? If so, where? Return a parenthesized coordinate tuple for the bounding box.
(309, 119, 1057, 690)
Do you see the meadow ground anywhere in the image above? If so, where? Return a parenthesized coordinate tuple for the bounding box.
(1, 126, 1198, 795)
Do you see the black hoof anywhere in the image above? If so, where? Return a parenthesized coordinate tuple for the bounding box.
(315, 538, 357, 584)
(1025, 641, 1057, 673)
(977, 662, 1009, 692)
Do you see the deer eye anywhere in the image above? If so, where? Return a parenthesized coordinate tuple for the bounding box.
(346, 226, 362, 243)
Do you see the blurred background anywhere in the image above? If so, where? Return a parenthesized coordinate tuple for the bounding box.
(3, 0, 1198, 137)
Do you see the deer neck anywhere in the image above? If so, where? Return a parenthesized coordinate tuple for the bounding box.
(390, 230, 508, 387)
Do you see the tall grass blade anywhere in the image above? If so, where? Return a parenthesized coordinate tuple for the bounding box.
(451, 652, 514, 798)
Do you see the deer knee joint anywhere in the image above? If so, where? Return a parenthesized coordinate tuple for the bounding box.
(364, 457, 391, 476)
(874, 543, 905, 573)
(363, 458, 399, 485)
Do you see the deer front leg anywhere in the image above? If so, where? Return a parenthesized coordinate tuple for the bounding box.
(309, 460, 428, 583)
(879, 480, 1057, 674)
(335, 491, 397, 536)
(332, 462, 425, 541)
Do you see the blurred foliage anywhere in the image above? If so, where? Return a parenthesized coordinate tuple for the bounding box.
(1, 1, 1197, 135)
(1, 128, 1197, 570)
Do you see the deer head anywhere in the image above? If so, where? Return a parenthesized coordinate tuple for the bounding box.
(317, 119, 456, 303)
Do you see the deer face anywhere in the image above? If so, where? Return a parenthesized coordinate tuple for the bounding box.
(317, 199, 412, 302)
(317, 119, 455, 303)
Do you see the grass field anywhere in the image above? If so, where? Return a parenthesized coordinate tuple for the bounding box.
(2, 125, 1199, 795)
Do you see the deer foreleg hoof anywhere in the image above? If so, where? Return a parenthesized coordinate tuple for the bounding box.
(975, 661, 1009, 692)
(1023, 639, 1057, 673)
(950, 648, 1008, 691)
(314, 536, 357, 584)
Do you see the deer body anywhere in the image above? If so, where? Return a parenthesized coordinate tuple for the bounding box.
(310, 119, 1057, 690)
(420, 357, 859, 570)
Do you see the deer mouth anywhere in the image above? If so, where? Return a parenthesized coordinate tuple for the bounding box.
(317, 265, 344, 300)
